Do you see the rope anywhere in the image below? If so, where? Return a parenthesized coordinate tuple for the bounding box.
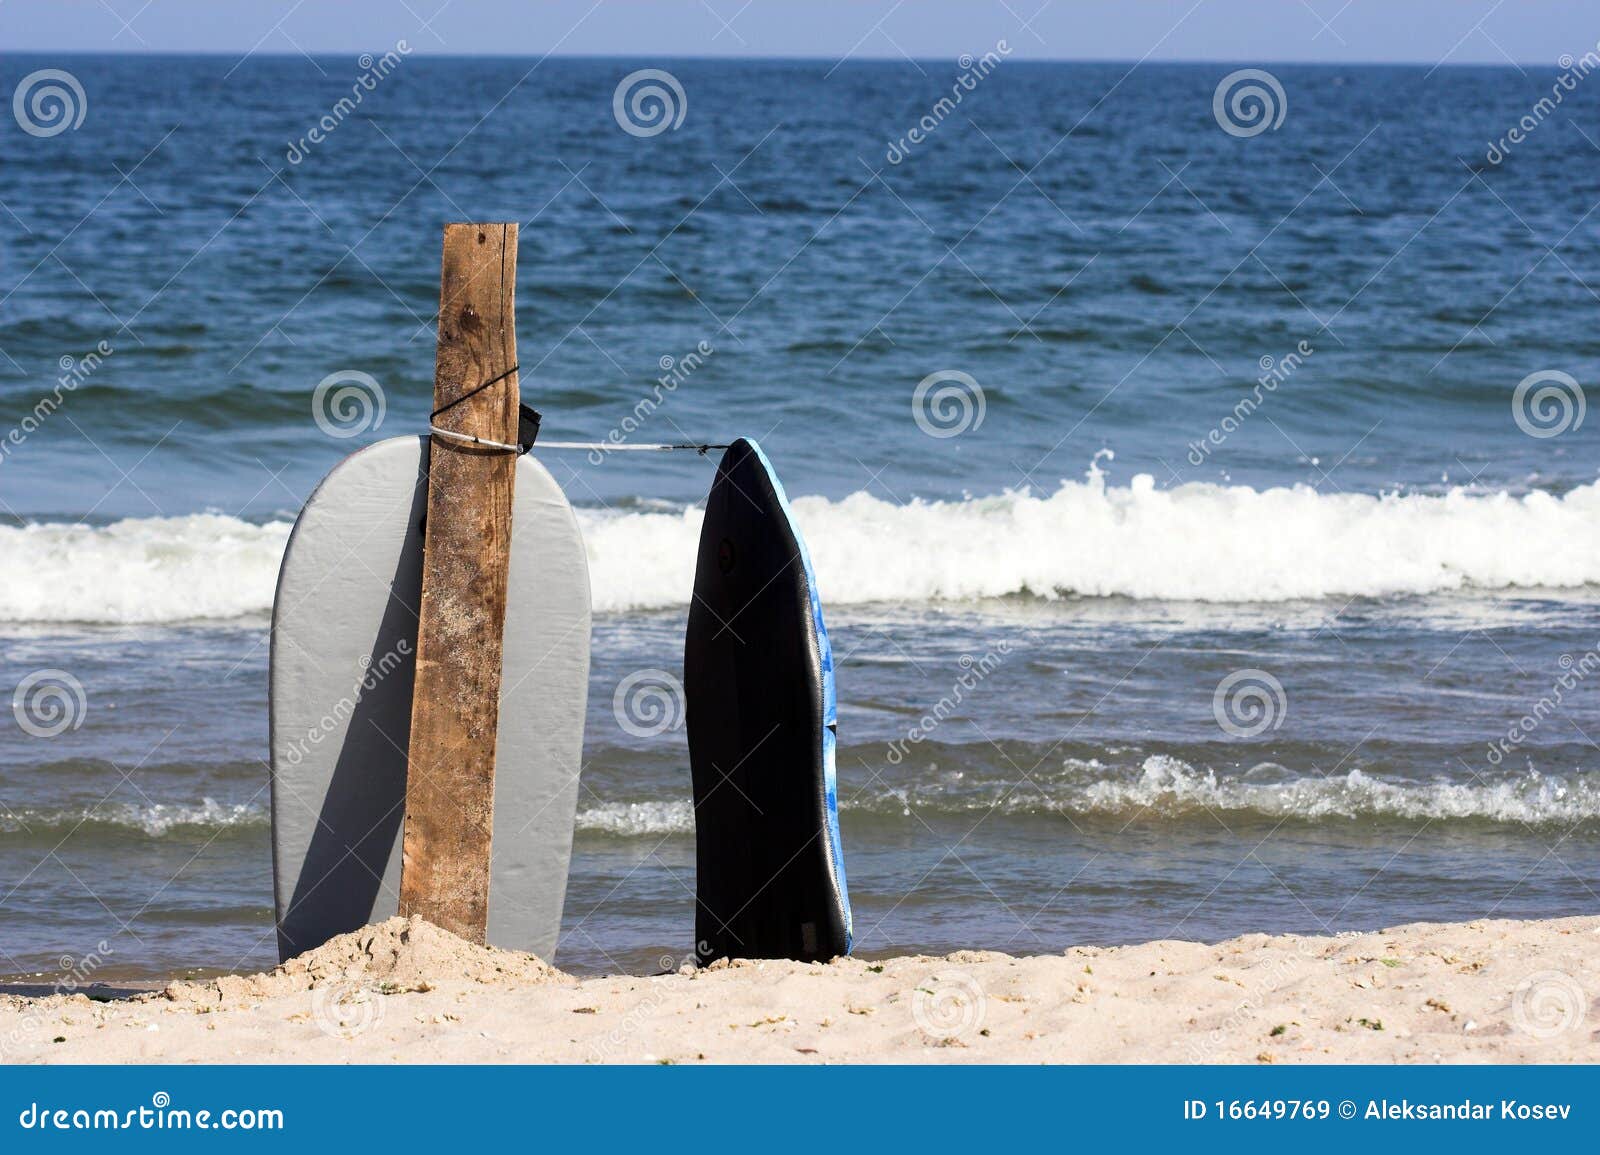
(427, 425, 521, 453)
(428, 429, 729, 456)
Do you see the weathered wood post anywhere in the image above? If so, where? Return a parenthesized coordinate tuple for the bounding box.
(398, 222, 520, 942)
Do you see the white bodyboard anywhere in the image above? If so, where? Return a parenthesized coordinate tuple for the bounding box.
(269, 435, 589, 961)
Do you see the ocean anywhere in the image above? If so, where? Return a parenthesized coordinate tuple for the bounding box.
(1, 54, 1597, 979)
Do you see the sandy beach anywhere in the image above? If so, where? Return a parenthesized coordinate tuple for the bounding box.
(3, 915, 1595, 1064)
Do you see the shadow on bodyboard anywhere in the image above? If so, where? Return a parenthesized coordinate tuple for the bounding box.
(277, 466, 424, 960)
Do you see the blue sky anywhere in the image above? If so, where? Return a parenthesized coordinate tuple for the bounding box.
(0, 0, 1592, 64)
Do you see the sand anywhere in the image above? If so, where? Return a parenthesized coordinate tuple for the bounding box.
(3, 915, 1596, 1063)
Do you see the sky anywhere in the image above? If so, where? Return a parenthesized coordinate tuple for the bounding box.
(0, 0, 1593, 65)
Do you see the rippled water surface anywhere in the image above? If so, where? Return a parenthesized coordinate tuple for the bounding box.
(0, 56, 1596, 977)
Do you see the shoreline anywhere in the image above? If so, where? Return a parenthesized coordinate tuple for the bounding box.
(3, 914, 1596, 1063)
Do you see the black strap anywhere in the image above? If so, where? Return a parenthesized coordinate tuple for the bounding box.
(429, 364, 520, 420)
(517, 405, 542, 454)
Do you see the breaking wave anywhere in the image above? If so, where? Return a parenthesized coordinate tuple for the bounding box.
(4, 471, 1599, 622)
(575, 756, 1600, 836)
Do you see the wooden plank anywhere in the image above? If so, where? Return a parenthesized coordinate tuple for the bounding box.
(398, 222, 520, 943)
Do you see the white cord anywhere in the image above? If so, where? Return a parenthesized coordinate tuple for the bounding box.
(535, 440, 725, 452)
(427, 425, 520, 453)
(429, 427, 727, 454)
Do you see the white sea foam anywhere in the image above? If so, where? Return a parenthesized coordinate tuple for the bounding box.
(574, 800, 695, 836)
(1069, 755, 1600, 827)
(573, 757, 1600, 835)
(578, 470, 1600, 609)
(0, 798, 265, 837)
(4, 473, 1599, 622)
(0, 514, 292, 623)
(14, 765, 1589, 840)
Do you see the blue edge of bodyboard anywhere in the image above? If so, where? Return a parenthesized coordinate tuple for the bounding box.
(745, 439, 853, 951)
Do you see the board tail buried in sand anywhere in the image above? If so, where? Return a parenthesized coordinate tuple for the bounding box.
(685, 439, 853, 963)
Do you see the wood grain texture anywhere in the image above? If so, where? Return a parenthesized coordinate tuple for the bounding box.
(398, 222, 519, 942)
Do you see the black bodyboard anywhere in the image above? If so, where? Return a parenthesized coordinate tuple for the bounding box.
(685, 439, 851, 963)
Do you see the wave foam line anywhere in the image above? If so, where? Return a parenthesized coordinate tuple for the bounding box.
(574, 758, 1600, 834)
(0, 799, 266, 838)
(0, 515, 292, 623)
(1068, 756, 1599, 826)
(4, 472, 1600, 621)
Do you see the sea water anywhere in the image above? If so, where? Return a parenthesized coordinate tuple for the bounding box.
(0, 56, 1595, 977)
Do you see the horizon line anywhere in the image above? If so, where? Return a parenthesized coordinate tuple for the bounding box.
(0, 48, 1564, 69)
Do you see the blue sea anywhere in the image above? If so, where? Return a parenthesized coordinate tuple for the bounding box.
(1, 54, 1597, 979)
